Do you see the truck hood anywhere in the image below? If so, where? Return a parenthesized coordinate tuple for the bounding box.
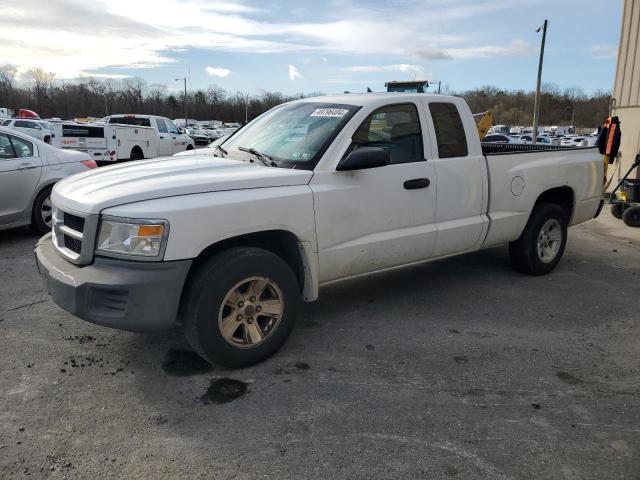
(52, 154, 313, 214)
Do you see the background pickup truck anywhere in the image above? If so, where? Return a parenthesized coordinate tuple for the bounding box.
(35, 93, 604, 367)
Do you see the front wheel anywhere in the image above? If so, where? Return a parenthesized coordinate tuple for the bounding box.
(183, 247, 300, 367)
(31, 186, 53, 234)
(509, 202, 568, 275)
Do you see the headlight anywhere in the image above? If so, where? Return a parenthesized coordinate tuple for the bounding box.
(96, 217, 168, 258)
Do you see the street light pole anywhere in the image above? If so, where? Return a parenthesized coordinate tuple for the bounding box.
(175, 77, 187, 127)
(532, 19, 548, 144)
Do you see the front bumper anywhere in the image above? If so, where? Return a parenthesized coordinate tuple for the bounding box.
(35, 233, 192, 331)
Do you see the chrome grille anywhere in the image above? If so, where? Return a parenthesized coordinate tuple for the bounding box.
(63, 235, 82, 254)
(63, 213, 85, 233)
(52, 206, 98, 265)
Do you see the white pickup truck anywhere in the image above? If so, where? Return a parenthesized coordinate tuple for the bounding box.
(51, 115, 194, 163)
(35, 93, 604, 367)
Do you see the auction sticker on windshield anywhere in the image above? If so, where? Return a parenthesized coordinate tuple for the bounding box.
(310, 108, 349, 118)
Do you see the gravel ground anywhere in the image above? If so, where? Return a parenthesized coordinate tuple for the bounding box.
(1, 211, 639, 479)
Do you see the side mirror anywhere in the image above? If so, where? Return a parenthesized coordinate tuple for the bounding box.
(336, 146, 390, 171)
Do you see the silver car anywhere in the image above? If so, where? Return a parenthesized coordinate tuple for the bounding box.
(0, 126, 96, 234)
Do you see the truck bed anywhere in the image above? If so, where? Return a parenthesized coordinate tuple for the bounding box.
(481, 145, 603, 249)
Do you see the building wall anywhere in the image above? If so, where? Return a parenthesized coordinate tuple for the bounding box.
(612, 0, 640, 181)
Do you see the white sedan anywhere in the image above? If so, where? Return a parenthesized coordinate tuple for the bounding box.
(1, 118, 52, 143)
(0, 126, 97, 234)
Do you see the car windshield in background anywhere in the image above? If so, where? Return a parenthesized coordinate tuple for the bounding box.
(222, 102, 359, 169)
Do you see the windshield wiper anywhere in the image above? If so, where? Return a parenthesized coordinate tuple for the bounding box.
(214, 144, 228, 156)
(238, 146, 278, 167)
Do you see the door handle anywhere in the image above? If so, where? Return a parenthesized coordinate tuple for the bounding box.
(403, 178, 430, 189)
(18, 163, 38, 170)
(159, 136, 165, 139)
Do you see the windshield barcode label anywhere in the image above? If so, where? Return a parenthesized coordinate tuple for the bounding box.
(310, 108, 349, 118)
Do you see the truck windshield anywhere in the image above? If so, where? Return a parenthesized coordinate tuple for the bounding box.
(223, 102, 359, 169)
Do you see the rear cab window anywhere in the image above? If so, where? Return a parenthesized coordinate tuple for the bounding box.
(109, 116, 152, 127)
(428, 102, 468, 158)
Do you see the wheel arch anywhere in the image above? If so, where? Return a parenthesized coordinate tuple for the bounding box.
(181, 229, 317, 307)
(130, 145, 144, 159)
(533, 186, 575, 222)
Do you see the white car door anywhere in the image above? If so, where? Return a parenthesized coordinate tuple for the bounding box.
(154, 118, 174, 156)
(0, 133, 42, 225)
(165, 119, 189, 153)
(311, 102, 438, 282)
(421, 99, 487, 257)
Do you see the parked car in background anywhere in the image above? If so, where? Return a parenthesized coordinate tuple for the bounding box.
(1, 119, 52, 143)
(173, 134, 231, 157)
(0, 126, 97, 234)
(186, 127, 212, 146)
(482, 134, 522, 144)
(561, 137, 588, 147)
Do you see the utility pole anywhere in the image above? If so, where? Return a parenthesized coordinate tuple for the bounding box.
(532, 19, 548, 144)
(175, 77, 187, 127)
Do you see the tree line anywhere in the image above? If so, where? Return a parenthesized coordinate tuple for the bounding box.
(0, 66, 611, 128)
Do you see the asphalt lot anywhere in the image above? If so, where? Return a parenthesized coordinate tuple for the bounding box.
(1, 210, 639, 479)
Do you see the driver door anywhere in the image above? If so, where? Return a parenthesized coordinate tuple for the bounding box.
(311, 102, 438, 283)
(155, 118, 173, 156)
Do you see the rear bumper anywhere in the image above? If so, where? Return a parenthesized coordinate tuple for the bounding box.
(35, 233, 192, 331)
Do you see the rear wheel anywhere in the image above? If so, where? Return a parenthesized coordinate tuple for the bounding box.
(31, 186, 53, 234)
(183, 247, 299, 367)
(622, 205, 640, 227)
(129, 149, 143, 161)
(509, 202, 568, 275)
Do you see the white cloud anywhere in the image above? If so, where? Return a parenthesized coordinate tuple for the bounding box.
(589, 44, 617, 60)
(445, 39, 535, 59)
(79, 73, 131, 79)
(0, 0, 539, 79)
(344, 64, 426, 74)
(205, 66, 231, 77)
(288, 65, 303, 81)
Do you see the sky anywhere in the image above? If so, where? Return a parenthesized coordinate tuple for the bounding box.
(0, 0, 623, 96)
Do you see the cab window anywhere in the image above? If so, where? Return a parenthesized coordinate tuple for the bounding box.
(349, 103, 423, 164)
(166, 120, 180, 134)
(429, 102, 468, 158)
(156, 118, 168, 133)
(9, 135, 34, 157)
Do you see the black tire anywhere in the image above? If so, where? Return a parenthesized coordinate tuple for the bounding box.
(31, 186, 53, 235)
(183, 247, 300, 368)
(130, 149, 143, 161)
(186, 145, 194, 151)
(509, 202, 568, 275)
(611, 203, 629, 219)
(622, 205, 640, 227)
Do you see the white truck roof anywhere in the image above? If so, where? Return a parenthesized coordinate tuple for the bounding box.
(295, 92, 457, 107)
